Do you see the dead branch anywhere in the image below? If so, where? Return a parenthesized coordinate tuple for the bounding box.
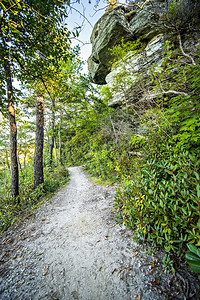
(153, 90, 188, 97)
(178, 33, 196, 66)
(108, 111, 119, 144)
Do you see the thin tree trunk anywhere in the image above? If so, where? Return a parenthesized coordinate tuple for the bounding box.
(4, 57, 19, 199)
(0, 158, 7, 183)
(49, 98, 55, 166)
(0, 158, 6, 171)
(24, 152, 27, 171)
(49, 136, 54, 166)
(17, 154, 22, 173)
(54, 137, 57, 165)
(58, 111, 62, 165)
(108, 111, 119, 145)
(34, 94, 44, 189)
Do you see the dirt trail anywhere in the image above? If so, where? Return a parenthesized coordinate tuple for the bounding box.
(0, 167, 198, 299)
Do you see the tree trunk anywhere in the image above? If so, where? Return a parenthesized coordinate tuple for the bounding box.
(49, 136, 54, 165)
(34, 94, 44, 189)
(4, 58, 19, 199)
(17, 145, 22, 174)
(54, 137, 57, 165)
(58, 111, 62, 165)
(49, 98, 55, 166)
(0, 158, 6, 171)
(6, 149, 10, 170)
(24, 151, 27, 171)
(108, 111, 119, 145)
(17, 154, 22, 173)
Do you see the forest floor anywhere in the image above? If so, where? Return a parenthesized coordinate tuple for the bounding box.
(0, 166, 199, 300)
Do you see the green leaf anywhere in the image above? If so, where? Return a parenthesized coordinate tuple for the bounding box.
(190, 265, 200, 273)
(196, 184, 200, 198)
(186, 251, 199, 262)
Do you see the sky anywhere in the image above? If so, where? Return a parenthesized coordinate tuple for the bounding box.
(13, 1, 127, 88)
(14, 1, 108, 87)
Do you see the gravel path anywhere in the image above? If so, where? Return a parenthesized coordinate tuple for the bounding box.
(0, 167, 199, 299)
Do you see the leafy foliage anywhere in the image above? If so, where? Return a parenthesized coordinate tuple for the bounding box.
(114, 142, 200, 254)
(186, 244, 200, 278)
(59, 37, 200, 258)
(112, 40, 200, 254)
(0, 3, 199, 269)
(0, 164, 69, 232)
(109, 37, 145, 66)
(63, 92, 136, 183)
(149, 42, 200, 154)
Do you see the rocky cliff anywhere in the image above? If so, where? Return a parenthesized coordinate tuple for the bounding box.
(88, 0, 200, 106)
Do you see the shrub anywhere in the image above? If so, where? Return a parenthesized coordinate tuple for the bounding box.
(44, 165, 70, 192)
(114, 146, 200, 255)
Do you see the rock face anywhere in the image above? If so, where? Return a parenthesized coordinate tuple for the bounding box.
(88, 6, 133, 84)
(88, 0, 200, 105)
(105, 34, 165, 106)
(88, 1, 165, 84)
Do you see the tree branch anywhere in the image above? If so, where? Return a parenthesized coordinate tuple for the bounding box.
(91, 0, 149, 17)
(153, 90, 188, 97)
(178, 33, 196, 66)
(40, 76, 54, 102)
(154, 74, 189, 97)
(108, 111, 118, 144)
(68, 5, 93, 28)
(13, 54, 39, 80)
(13, 54, 54, 101)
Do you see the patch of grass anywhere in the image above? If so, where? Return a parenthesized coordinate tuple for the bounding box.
(89, 175, 115, 186)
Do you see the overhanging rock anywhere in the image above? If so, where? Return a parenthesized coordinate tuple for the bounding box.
(88, 0, 200, 87)
(88, 6, 133, 84)
(87, 3, 163, 85)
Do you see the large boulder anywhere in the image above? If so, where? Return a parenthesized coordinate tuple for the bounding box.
(88, 0, 200, 86)
(88, 6, 132, 84)
(88, 2, 164, 84)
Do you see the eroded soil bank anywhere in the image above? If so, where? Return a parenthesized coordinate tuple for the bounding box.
(0, 167, 199, 299)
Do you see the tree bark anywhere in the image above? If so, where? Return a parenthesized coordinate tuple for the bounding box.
(24, 151, 27, 171)
(54, 137, 57, 165)
(6, 149, 10, 170)
(0, 158, 6, 171)
(49, 98, 55, 166)
(34, 94, 44, 189)
(49, 136, 54, 165)
(17, 154, 22, 174)
(58, 111, 63, 165)
(4, 58, 19, 199)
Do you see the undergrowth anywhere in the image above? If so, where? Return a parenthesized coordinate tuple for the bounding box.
(112, 42, 200, 255)
(0, 165, 69, 232)
(114, 142, 200, 255)
(63, 40, 200, 262)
